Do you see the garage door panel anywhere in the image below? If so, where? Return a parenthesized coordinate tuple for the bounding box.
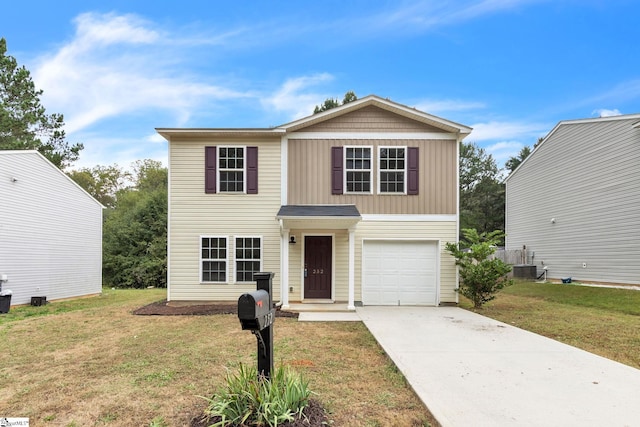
(363, 240, 438, 306)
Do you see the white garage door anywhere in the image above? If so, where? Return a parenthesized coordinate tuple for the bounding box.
(362, 240, 438, 306)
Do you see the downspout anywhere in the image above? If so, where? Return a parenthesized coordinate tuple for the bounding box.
(279, 219, 290, 309)
(454, 133, 461, 304)
(280, 135, 290, 309)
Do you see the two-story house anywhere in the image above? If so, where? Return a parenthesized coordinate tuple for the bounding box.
(157, 95, 471, 309)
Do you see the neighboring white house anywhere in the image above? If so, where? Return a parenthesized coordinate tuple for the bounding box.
(505, 113, 640, 285)
(0, 150, 104, 306)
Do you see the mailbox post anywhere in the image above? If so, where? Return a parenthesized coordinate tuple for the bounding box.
(238, 272, 274, 379)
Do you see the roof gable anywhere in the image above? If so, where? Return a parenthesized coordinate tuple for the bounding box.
(156, 94, 472, 140)
(506, 113, 640, 182)
(280, 95, 472, 135)
(291, 105, 448, 133)
(0, 150, 105, 208)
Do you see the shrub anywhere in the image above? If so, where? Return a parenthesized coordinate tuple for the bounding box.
(445, 229, 513, 308)
(203, 363, 312, 427)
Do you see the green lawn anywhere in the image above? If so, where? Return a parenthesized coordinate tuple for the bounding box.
(461, 280, 640, 369)
(0, 288, 435, 427)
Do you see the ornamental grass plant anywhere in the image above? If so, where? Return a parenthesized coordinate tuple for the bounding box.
(203, 363, 312, 427)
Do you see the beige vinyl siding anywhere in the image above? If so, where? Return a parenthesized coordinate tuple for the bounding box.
(169, 137, 282, 301)
(286, 221, 457, 303)
(287, 139, 457, 214)
(506, 116, 640, 285)
(301, 105, 448, 133)
(355, 221, 458, 303)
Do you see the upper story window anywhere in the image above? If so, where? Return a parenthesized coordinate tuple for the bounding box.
(205, 146, 258, 194)
(379, 147, 406, 194)
(219, 147, 244, 192)
(345, 146, 373, 193)
(332, 145, 419, 196)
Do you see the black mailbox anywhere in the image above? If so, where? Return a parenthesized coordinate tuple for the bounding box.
(238, 290, 274, 331)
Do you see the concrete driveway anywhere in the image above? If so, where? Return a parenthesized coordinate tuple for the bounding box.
(356, 306, 640, 427)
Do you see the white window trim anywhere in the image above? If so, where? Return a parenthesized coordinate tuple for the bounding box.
(200, 235, 230, 284)
(344, 145, 374, 195)
(378, 145, 407, 195)
(234, 235, 263, 283)
(218, 146, 247, 194)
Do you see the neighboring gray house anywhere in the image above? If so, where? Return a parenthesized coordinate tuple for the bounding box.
(505, 113, 640, 285)
(0, 151, 104, 306)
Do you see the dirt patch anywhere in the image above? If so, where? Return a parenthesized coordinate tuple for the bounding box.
(132, 300, 298, 318)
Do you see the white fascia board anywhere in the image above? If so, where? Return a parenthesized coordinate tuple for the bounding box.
(287, 131, 459, 140)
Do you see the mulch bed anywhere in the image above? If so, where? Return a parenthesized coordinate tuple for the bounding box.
(132, 300, 298, 318)
(189, 399, 329, 427)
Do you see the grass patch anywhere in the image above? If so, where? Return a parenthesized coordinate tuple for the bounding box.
(461, 280, 640, 369)
(499, 281, 640, 315)
(0, 288, 435, 426)
(0, 287, 157, 325)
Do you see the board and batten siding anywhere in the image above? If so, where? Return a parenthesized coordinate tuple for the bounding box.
(300, 105, 449, 133)
(287, 138, 457, 214)
(168, 138, 282, 301)
(0, 151, 103, 305)
(506, 116, 640, 285)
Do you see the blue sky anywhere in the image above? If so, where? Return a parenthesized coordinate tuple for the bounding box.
(3, 0, 639, 171)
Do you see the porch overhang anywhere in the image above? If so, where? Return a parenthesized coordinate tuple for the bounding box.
(276, 205, 361, 230)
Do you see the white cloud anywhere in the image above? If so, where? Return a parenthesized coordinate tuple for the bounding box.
(73, 12, 160, 47)
(469, 120, 548, 141)
(261, 73, 335, 120)
(592, 108, 622, 117)
(467, 120, 550, 168)
(484, 140, 524, 166)
(32, 12, 251, 134)
(69, 133, 167, 171)
(146, 133, 167, 143)
(414, 99, 485, 114)
(368, 0, 546, 32)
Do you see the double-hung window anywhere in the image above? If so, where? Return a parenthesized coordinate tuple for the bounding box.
(201, 237, 227, 282)
(235, 237, 262, 282)
(345, 146, 372, 193)
(205, 146, 258, 194)
(379, 147, 406, 194)
(219, 147, 245, 192)
(331, 145, 418, 196)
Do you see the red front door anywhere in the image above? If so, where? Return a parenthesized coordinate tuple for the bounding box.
(304, 236, 332, 299)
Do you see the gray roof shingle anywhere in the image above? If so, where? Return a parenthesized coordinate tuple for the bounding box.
(276, 205, 361, 217)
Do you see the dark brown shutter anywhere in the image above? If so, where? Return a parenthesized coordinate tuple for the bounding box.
(246, 146, 258, 194)
(331, 146, 344, 195)
(205, 146, 217, 194)
(407, 147, 419, 195)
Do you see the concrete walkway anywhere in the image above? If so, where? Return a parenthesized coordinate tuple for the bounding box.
(354, 307, 640, 427)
